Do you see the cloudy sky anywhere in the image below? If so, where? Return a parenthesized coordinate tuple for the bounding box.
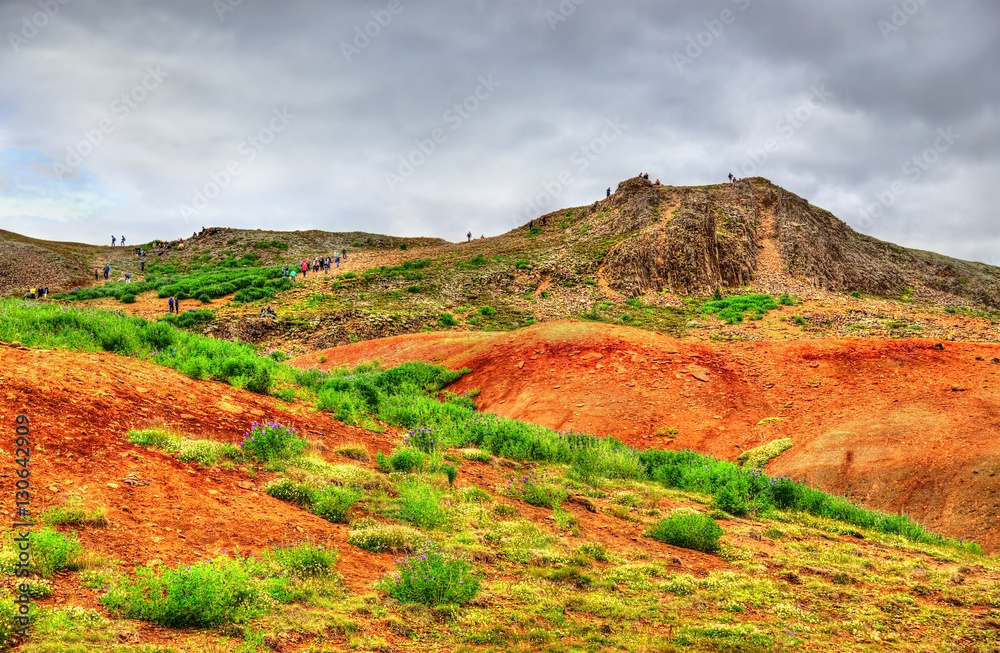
(1, 0, 997, 264)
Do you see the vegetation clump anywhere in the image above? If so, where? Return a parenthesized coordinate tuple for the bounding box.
(377, 544, 481, 606)
(701, 293, 779, 324)
(646, 511, 724, 553)
(737, 438, 793, 470)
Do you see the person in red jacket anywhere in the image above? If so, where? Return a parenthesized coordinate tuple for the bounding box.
(300, 260, 308, 278)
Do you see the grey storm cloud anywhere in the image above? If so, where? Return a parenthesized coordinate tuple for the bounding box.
(0, 0, 997, 264)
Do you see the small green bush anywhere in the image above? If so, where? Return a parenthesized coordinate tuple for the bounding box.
(348, 523, 421, 553)
(121, 293, 136, 304)
(646, 512, 724, 553)
(377, 449, 425, 473)
(398, 482, 449, 529)
(32, 528, 84, 578)
(438, 312, 458, 327)
(478, 306, 496, 316)
(377, 544, 481, 606)
(515, 259, 530, 270)
(239, 421, 308, 462)
(406, 285, 421, 293)
(101, 555, 265, 627)
(442, 464, 458, 486)
(503, 472, 568, 509)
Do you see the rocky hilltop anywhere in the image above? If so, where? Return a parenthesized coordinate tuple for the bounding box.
(562, 177, 1000, 306)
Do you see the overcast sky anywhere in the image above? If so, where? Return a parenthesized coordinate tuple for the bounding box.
(1, 0, 997, 264)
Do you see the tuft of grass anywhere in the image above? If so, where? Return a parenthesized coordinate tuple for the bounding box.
(40, 497, 109, 528)
(348, 522, 422, 553)
(646, 511, 724, 553)
(334, 443, 370, 462)
(376, 544, 481, 606)
(438, 312, 458, 327)
(239, 420, 308, 462)
(737, 438, 793, 470)
(701, 293, 779, 324)
(503, 471, 568, 509)
(265, 478, 361, 524)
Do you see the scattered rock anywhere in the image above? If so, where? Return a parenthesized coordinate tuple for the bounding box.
(951, 385, 966, 392)
(122, 473, 148, 487)
(785, 571, 802, 585)
(671, 556, 683, 566)
(106, 482, 119, 489)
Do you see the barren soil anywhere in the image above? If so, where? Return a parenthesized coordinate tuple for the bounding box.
(295, 320, 1000, 553)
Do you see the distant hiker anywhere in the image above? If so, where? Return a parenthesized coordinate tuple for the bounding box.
(125, 273, 131, 283)
(121, 235, 126, 246)
(313, 259, 319, 274)
(606, 187, 611, 198)
(655, 179, 660, 185)
(167, 296, 175, 313)
(341, 248, 347, 261)
(103, 264, 110, 280)
(467, 231, 472, 242)
(111, 235, 116, 247)
(542, 215, 547, 226)
(529, 219, 534, 229)
(140, 259, 146, 272)
(94, 268, 99, 281)
(260, 305, 276, 317)
(643, 173, 649, 180)
(300, 260, 308, 277)
(283, 265, 289, 277)
(728, 172, 734, 182)
(290, 268, 297, 280)
(334, 253, 340, 269)
(42, 287, 48, 298)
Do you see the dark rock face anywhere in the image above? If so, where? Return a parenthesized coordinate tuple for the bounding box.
(596, 177, 1000, 306)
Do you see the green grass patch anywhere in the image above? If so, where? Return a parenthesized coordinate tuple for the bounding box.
(646, 511, 724, 553)
(737, 438, 793, 470)
(701, 293, 779, 324)
(376, 544, 481, 606)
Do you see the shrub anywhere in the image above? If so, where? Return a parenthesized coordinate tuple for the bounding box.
(128, 429, 181, 451)
(267, 542, 338, 577)
(101, 555, 265, 627)
(646, 512, 724, 553)
(403, 427, 440, 453)
(527, 226, 542, 237)
(377, 544, 481, 606)
(778, 293, 795, 305)
(239, 421, 308, 462)
(441, 464, 458, 486)
(377, 448, 425, 473)
(792, 315, 806, 326)
(121, 293, 136, 304)
(312, 485, 363, 523)
(265, 479, 361, 524)
(32, 528, 84, 577)
(406, 285, 421, 293)
(438, 312, 458, 327)
(348, 523, 421, 553)
(515, 259, 530, 270)
(478, 306, 496, 316)
(503, 472, 568, 509)
(701, 294, 778, 324)
(398, 482, 449, 529)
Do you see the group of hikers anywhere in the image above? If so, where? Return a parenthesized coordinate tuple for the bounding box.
(110, 235, 127, 247)
(23, 287, 49, 300)
(282, 250, 348, 279)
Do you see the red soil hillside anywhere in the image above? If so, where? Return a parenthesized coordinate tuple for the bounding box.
(294, 321, 1000, 552)
(0, 344, 402, 595)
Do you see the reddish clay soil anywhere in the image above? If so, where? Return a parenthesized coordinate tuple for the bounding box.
(295, 320, 1000, 552)
(0, 341, 741, 649)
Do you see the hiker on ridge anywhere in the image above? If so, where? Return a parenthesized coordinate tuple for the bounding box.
(111, 235, 116, 247)
(467, 231, 472, 242)
(606, 187, 611, 198)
